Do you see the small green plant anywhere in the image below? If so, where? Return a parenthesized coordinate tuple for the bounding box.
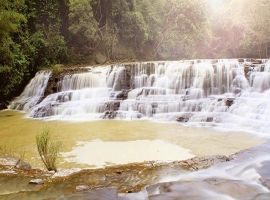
(52, 64, 64, 74)
(36, 129, 61, 171)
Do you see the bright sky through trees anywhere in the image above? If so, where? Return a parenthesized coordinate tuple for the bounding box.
(207, 0, 226, 9)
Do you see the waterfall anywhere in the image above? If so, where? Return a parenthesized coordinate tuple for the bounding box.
(27, 66, 126, 119)
(10, 59, 270, 136)
(9, 71, 51, 111)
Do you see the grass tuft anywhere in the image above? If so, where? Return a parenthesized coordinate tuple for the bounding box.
(36, 129, 61, 171)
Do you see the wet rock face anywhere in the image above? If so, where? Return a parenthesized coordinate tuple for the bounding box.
(0, 103, 7, 110)
(225, 98, 234, 107)
(115, 90, 129, 100)
(176, 113, 193, 123)
(104, 111, 117, 119)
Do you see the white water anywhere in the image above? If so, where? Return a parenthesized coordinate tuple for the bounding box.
(144, 143, 270, 200)
(9, 71, 51, 111)
(10, 59, 270, 136)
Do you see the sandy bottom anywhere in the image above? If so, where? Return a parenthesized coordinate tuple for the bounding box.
(0, 110, 264, 169)
(63, 140, 194, 167)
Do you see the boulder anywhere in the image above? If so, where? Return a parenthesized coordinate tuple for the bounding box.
(15, 159, 32, 170)
(95, 53, 107, 64)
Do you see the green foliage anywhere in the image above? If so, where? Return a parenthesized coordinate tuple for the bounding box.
(36, 129, 61, 171)
(69, 0, 100, 61)
(52, 64, 64, 74)
(1, 0, 270, 103)
(0, 0, 26, 42)
(0, 0, 69, 102)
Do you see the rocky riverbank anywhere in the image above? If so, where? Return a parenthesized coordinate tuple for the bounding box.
(2, 141, 270, 200)
(0, 154, 232, 199)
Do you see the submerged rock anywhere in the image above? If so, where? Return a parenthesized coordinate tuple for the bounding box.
(29, 179, 44, 185)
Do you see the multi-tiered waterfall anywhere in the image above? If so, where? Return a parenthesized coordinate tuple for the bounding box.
(10, 59, 270, 136)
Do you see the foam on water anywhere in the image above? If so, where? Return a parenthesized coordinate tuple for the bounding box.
(9, 71, 51, 111)
(10, 59, 270, 136)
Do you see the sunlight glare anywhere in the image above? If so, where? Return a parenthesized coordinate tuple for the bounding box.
(207, 0, 226, 9)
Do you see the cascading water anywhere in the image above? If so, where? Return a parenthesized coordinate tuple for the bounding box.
(9, 71, 51, 111)
(28, 66, 126, 120)
(10, 59, 270, 136)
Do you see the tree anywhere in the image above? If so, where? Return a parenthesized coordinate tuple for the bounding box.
(0, 0, 27, 102)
